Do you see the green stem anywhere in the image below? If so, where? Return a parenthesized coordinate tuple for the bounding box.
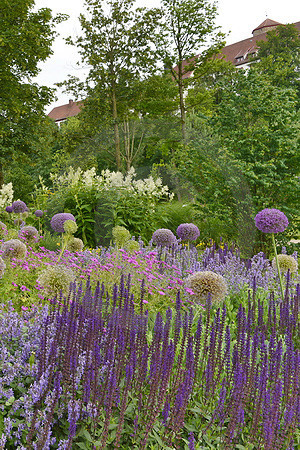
(271, 233, 285, 302)
(57, 234, 71, 263)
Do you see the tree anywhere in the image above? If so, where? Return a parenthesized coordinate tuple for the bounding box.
(63, 0, 162, 170)
(213, 68, 300, 251)
(253, 24, 300, 102)
(156, 0, 225, 141)
(0, 0, 66, 186)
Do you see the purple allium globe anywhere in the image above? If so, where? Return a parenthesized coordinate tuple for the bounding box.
(5, 206, 13, 213)
(177, 223, 200, 241)
(12, 200, 27, 214)
(34, 210, 44, 217)
(254, 208, 288, 234)
(50, 213, 76, 233)
(152, 228, 176, 247)
(186, 270, 228, 304)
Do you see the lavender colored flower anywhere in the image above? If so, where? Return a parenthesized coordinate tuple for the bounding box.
(34, 210, 44, 217)
(152, 228, 176, 247)
(176, 223, 200, 241)
(50, 213, 76, 233)
(5, 206, 13, 213)
(1, 239, 27, 259)
(186, 270, 228, 304)
(254, 208, 288, 234)
(12, 200, 27, 214)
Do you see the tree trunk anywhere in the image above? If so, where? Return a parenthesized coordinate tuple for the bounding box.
(111, 81, 121, 170)
(178, 60, 187, 142)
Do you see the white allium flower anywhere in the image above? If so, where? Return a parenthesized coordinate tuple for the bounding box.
(0, 182, 14, 208)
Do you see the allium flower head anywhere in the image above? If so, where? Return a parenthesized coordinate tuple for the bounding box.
(18, 225, 39, 243)
(5, 206, 13, 213)
(112, 226, 131, 247)
(272, 254, 298, 274)
(37, 264, 75, 296)
(66, 237, 84, 253)
(0, 221, 7, 238)
(63, 219, 78, 234)
(0, 257, 6, 278)
(34, 210, 44, 217)
(186, 270, 228, 304)
(177, 223, 200, 241)
(152, 228, 176, 247)
(50, 213, 76, 233)
(1, 239, 27, 259)
(124, 239, 140, 253)
(254, 208, 288, 234)
(12, 200, 27, 214)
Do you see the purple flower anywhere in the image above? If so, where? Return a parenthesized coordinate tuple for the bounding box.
(11, 200, 27, 214)
(34, 210, 44, 217)
(152, 228, 176, 247)
(254, 209, 288, 233)
(50, 213, 76, 233)
(5, 206, 13, 213)
(176, 223, 200, 241)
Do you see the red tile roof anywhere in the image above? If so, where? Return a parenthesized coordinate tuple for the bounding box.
(252, 18, 282, 34)
(48, 100, 83, 122)
(218, 20, 300, 66)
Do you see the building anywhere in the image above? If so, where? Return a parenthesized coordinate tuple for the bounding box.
(48, 19, 300, 124)
(47, 99, 83, 126)
(218, 19, 300, 69)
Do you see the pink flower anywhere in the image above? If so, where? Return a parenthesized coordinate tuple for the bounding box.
(158, 291, 165, 295)
(21, 306, 28, 311)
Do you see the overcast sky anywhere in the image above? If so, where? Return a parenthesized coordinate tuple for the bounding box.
(33, 0, 300, 113)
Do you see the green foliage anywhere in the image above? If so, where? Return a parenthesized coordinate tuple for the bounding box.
(0, 0, 66, 185)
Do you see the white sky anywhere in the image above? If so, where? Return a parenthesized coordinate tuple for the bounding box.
(33, 0, 300, 113)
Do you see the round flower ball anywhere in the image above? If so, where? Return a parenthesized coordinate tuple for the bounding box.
(12, 200, 27, 214)
(66, 237, 84, 253)
(1, 239, 27, 259)
(124, 239, 140, 253)
(50, 213, 76, 233)
(177, 223, 200, 241)
(34, 210, 44, 217)
(152, 228, 176, 247)
(5, 206, 13, 213)
(186, 270, 228, 304)
(272, 254, 298, 274)
(63, 219, 78, 234)
(112, 226, 131, 247)
(254, 208, 288, 234)
(0, 221, 7, 238)
(18, 225, 39, 243)
(37, 264, 75, 297)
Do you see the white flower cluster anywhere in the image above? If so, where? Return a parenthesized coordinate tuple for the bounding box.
(0, 182, 13, 209)
(50, 167, 174, 200)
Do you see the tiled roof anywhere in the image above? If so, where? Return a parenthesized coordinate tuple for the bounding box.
(252, 18, 282, 34)
(217, 20, 300, 66)
(48, 100, 83, 122)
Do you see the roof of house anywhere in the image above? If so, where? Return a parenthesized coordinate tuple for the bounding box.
(217, 20, 300, 66)
(48, 99, 83, 122)
(252, 18, 283, 34)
